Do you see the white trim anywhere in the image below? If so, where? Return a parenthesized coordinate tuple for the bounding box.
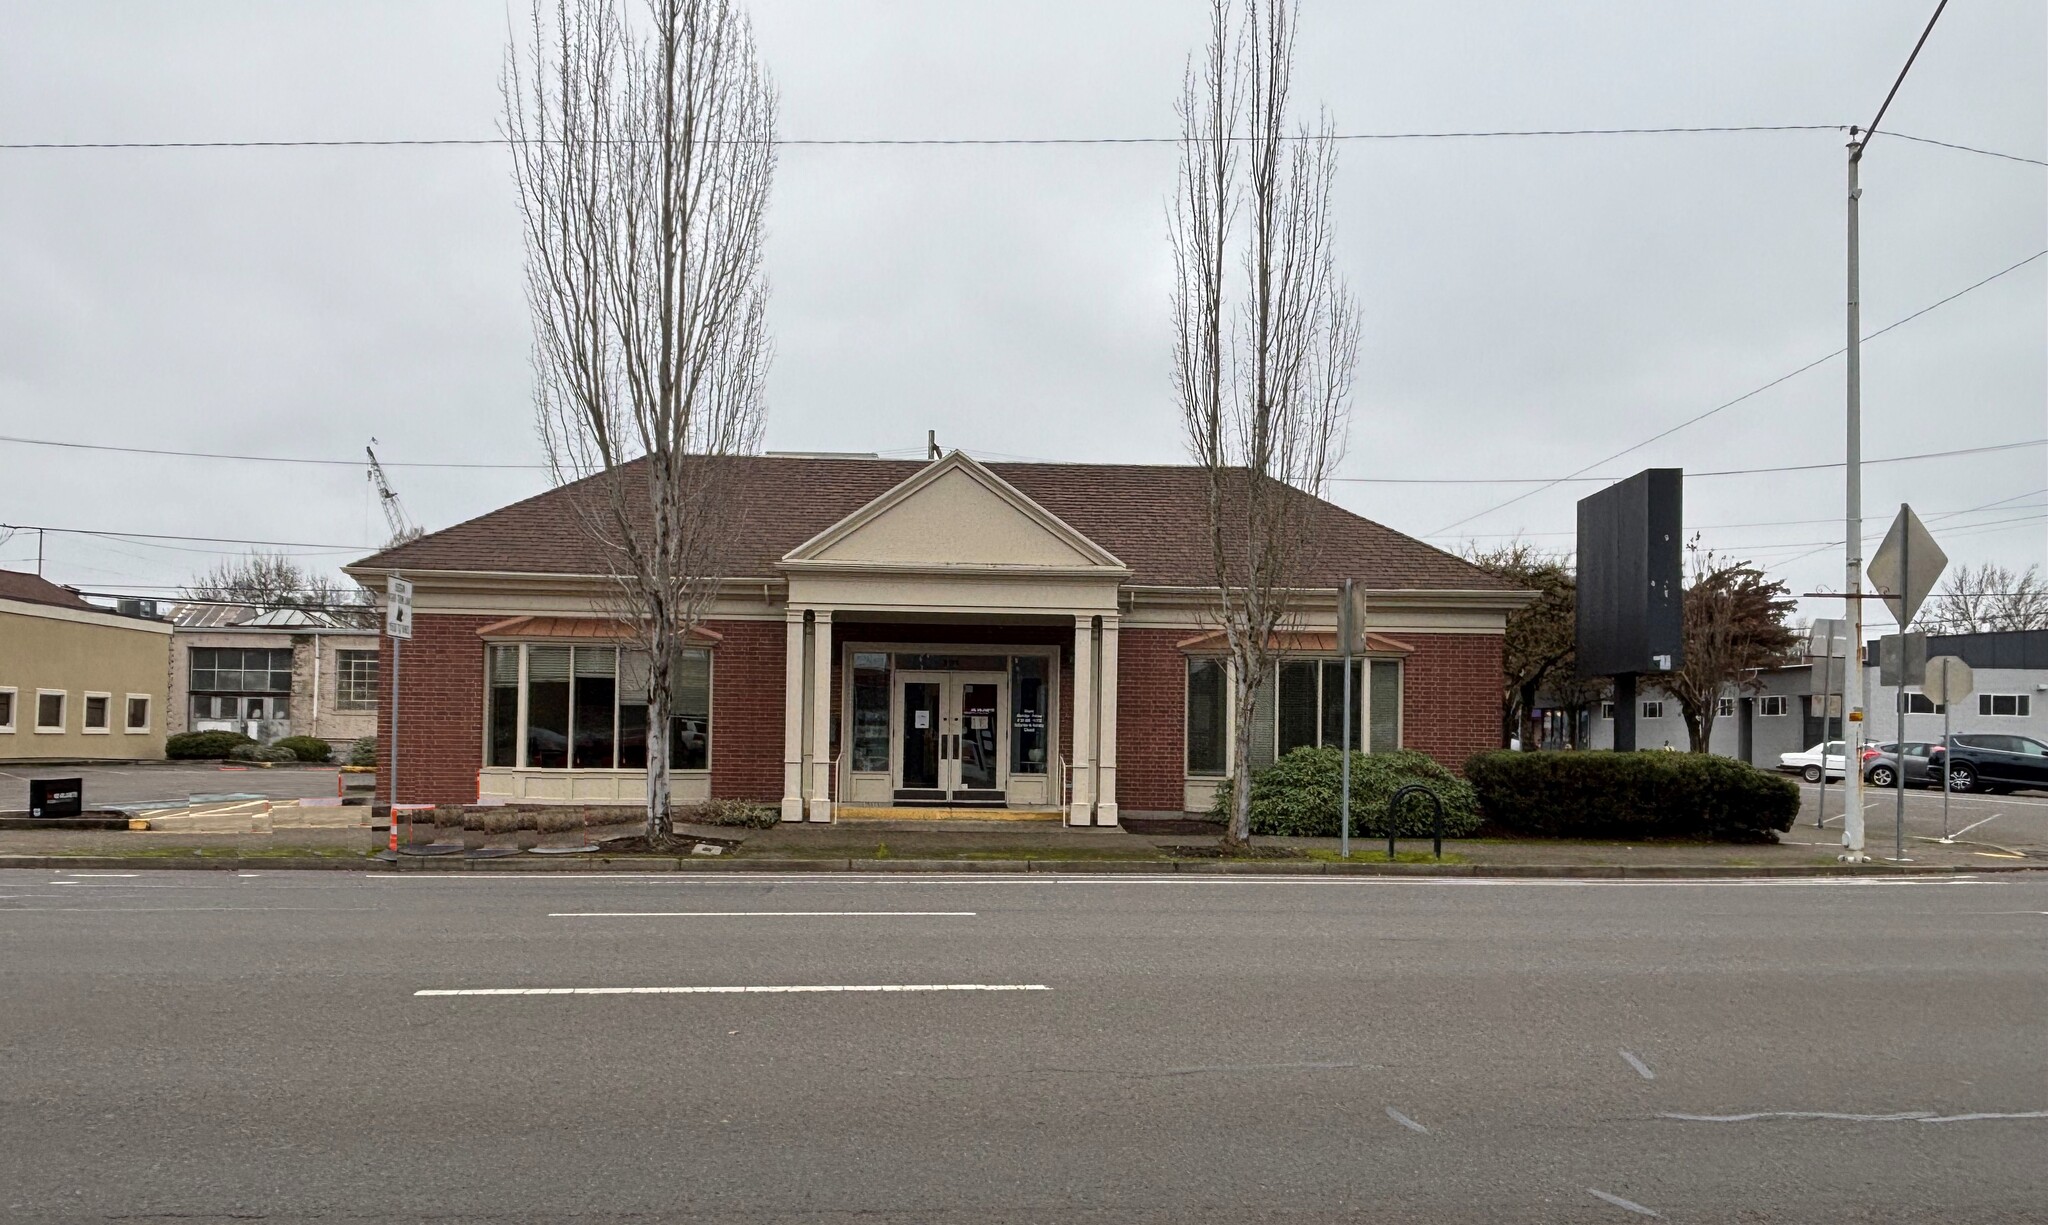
(0, 685, 15, 733)
(123, 693, 153, 734)
(33, 688, 67, 733)
(80, 691, 113, 734)
(1758, 695, 1790, 717)
(780, 451, 1127, 572)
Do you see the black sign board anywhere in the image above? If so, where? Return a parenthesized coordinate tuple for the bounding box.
(1576, 468, 1684, 679)
(30, 777, 83, 819)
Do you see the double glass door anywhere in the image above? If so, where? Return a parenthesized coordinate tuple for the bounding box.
(897, 672, 1007, 801)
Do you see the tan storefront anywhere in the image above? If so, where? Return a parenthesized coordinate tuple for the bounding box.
(0, 573, 172, 764)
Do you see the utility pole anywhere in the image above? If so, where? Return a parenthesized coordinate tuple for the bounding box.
(1839, 0, 1948, 862)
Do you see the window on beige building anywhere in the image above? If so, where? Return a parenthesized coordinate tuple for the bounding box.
(336, 650, 378, 711)
(0, 687, 15, 733)
(82, 693, 111, 733)
(125, 695, 152, 733)
(35, 690, 66, 732)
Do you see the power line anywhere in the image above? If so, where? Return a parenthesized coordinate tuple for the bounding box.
(1347, 438, 2045, 488)
(1430, 248, 2048, 533)
(0, 124, 1844, 151)
(1861, 1, 1950, 151)
(1441, 491, 2047, 539)
(1, 523, 376, 551)
(0, 434, 545, 470)
(1884, 130, 2048, 168)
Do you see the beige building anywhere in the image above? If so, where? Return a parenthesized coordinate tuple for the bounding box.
(167, 604, 380, 750)
(0, 570, 172, 764)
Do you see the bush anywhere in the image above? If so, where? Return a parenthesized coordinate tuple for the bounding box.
(1464, 750, 1800, 842)
(680, 798, 781, 829)
(271, 735, 332, 763)
(228, 744, 298, 763)
(347, 736, 377, 767)
(1212, 747, 1483, 839)
(165, 730, 256, 760)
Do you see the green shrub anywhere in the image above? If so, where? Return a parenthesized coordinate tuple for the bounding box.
(347, 736, 377, 767)
(1464, 750, 1800, 842)
(271, 735, 332, 763)
(1212, 747, 1482, 839)
(228, 744, 298, 763)
(680, 798, 781, 829)
(166, 730, 256, 760)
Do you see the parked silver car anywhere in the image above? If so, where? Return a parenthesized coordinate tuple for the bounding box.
(1862, 741, 1938, 789)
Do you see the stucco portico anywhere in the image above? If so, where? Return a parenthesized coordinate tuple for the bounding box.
(775, 452, 1129, 825)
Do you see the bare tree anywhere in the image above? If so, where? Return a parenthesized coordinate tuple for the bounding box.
(184, 550, 363, 614)
(1923, 562, 2048, 633)
(507, 0, 775, 841)
(1660, 539, 1798, 753)
(1172, 0, 1359, 849)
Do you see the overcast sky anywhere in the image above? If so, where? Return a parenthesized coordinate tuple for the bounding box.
(2, 1, 2041, 618)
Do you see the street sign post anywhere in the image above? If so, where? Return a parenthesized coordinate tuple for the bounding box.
(1866, 505, 1945, 862)
(1877, 631, 1929, 862)
(1807, 619, 1848, 829)
(1338, 579, 1366, 860)
(1925, 655, 1975, 842)
(385, 574, 413, 853)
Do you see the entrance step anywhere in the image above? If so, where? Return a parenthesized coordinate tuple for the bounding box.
(836, 805, 1063, 823)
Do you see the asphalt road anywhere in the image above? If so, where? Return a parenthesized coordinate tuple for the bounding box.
(2, 869, 2044, 1224)
(1789, 776, 2048, 856)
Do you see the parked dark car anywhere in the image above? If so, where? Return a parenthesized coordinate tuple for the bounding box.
(1927, 734, 2048, 794)
(1862, 741, 1938, 789)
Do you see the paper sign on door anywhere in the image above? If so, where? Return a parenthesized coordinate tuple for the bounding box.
(914, 710, 930, 729)
(970, 716, 988, 730)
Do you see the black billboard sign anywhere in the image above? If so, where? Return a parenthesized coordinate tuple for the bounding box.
(1576, 468, 1684, 679)
(29, 777, 83, 819)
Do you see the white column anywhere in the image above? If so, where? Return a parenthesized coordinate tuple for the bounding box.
(1068, 615, 1095, 825)
(780, 610, 806, 823)
(1095, 613, 1119, 826)
(808, 609, 835, 822)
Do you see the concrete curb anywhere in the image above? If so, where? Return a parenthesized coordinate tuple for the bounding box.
(0, 853, 2038, 878)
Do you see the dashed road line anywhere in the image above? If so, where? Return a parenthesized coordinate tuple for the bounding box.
(1385, 1108, 1428, 1134)
(1587, 1189, 1661, 1217)
(415, 983, 1051, 997)
(547, 910, 977, 918)
(1621, 1050, 1655, 1080)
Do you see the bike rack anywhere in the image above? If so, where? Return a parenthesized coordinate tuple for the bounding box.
(1385, 783, 1446, 861)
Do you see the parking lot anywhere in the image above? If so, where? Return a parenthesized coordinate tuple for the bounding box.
(0, 762, 347, 812)
(1788, 775, 2048, 858)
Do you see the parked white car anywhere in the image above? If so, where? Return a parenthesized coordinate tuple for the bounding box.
(1779, 740, 1848, 783)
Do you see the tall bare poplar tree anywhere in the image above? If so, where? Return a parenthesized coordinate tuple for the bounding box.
(507, 0, 775, 840)
(1172, 0, 1359, 848)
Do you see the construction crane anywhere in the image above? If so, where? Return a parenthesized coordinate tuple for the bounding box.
(365, 441, 422, 546)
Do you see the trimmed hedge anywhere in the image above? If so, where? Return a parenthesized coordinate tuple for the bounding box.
(1213, 747, 1483, 838)
(681, 798, 782, 829)
(1464, 751, 1800, 842)
(271, 735, 332, 763)
(229, 744, 298, 763)
(347, 736, 377, 767)
(165, 730, 256, 760)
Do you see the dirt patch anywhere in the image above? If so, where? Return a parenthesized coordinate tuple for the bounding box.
(1161, 843, 1306, 860)
(1122, 817, 1225, 836)
(596, 833, 744, 855)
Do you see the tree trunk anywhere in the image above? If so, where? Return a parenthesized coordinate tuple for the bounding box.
(1518, 681, 1542, 750)
(1222, 676, 1257, 849)
(644, 646, 675, 842)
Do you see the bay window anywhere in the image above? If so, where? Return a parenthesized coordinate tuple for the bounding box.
(485, 641, 712, 771)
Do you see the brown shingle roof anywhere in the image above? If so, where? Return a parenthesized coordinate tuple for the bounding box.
(353, 456, 1517, 592)
(0, 569, 97, 612)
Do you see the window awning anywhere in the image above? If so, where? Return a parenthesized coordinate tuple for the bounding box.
(476, 616, 724, 643)
(1175, 629, 1414, 655)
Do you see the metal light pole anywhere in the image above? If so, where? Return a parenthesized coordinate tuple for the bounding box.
(1840, 136, 1868, 863)
(1339, 578, 1355, 860)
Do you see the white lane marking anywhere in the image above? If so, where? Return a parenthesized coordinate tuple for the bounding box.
(1160, 1061, 1357, 1075)
(1920, 1111, 2048, 1123)
(0, 906, 378, 913)
(61, 872, 139, 877)
(1947, 814, 2003, 839)
(1621, 1050, 1655, 1080)
(416, 983, 1051, 997)
(1587, 1189, 1661, 1218)
(1660, 1110, 1935, 1123)
(547, 911, 977, 918)
(1385, 1108, 1429, 1134)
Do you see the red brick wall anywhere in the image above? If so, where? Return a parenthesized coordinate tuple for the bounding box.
(379, 613, 491, 807)
(1399, 633, 1503, 773)
(708, 618, 784, 802)
(1115, 628, 1185, 812)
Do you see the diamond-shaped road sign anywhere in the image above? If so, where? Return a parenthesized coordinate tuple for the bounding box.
(1866, 504, 1947, 628)
(1924, 655, 1974, 706)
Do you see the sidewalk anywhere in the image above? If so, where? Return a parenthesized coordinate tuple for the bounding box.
(0, 813, 2034, 875)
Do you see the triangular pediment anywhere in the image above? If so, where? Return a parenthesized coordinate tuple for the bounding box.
(781, 452, 1125, 572)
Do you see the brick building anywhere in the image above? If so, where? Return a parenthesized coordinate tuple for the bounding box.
(345, 452, 1529, 822)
